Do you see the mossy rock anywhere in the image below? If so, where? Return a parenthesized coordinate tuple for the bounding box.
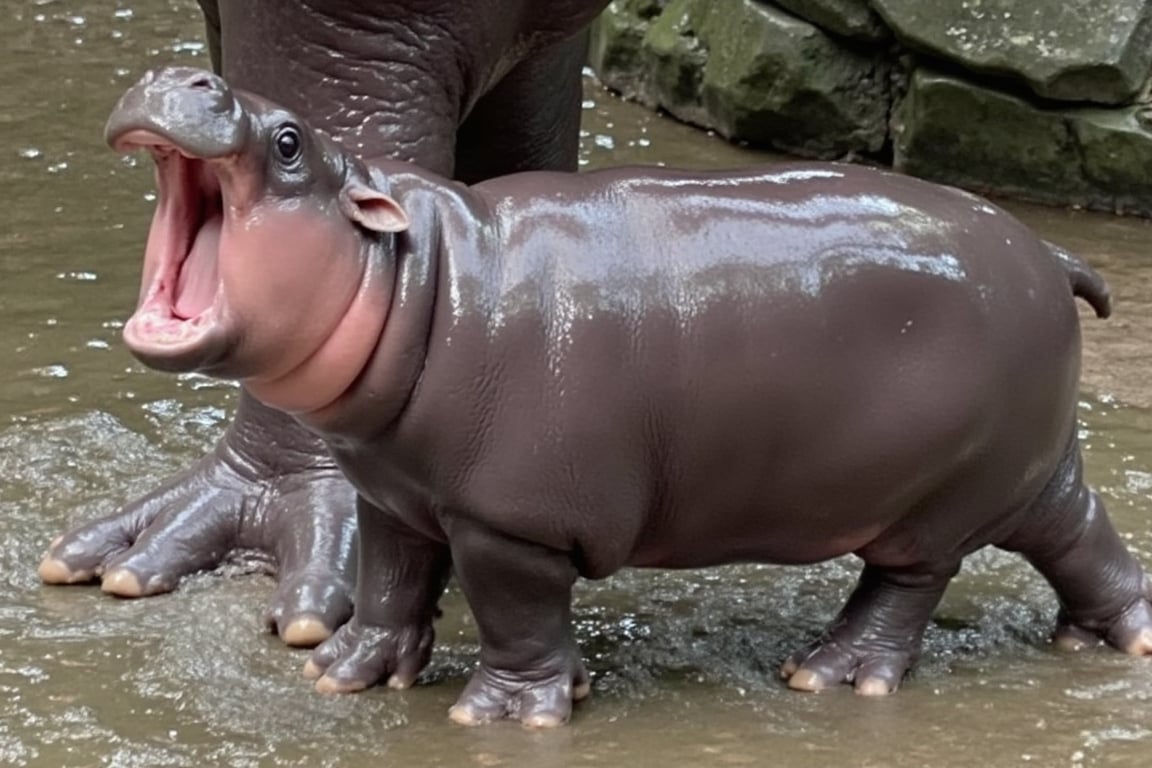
(634, 0, 890, 158)
(894, 68, 1152, 214)
(1073, 108, 1152, 213)
(589, 0, 670, 99)
(771, 0, 889, 41)
(639, 0, 711, 124)
(873, 0, 1152, 105)
(695, 0, 889, 156)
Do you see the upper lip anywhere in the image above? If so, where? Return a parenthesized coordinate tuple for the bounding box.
(109, 128, 214, 157)
(106, 123, 242, 159)
(104, 70, 249, 158)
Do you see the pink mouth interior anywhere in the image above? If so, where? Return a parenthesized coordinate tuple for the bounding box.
(164, 151, 223, 321)
(175, 203, 222, 319)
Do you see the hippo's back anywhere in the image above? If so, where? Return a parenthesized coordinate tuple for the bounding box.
(475, 163, 1067, 317)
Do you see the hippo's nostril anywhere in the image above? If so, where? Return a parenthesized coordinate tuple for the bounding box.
(189, 76, 215, 90)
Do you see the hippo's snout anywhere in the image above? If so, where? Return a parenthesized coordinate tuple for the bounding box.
(105, 66, 249, 158)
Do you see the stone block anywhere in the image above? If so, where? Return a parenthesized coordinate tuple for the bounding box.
(639, 0, 890, 158)
(894, 68, 1152, 214)
(771, 0, 889, 41)
(873, 0, 1152, 105)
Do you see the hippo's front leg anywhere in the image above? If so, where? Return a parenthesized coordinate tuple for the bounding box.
(445, 519, 590, 728)
(781, 563, 959, 696)
(304, 498, 452, 692)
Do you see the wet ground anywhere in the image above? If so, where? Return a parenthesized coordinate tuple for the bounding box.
(2, 3, 1152, 767)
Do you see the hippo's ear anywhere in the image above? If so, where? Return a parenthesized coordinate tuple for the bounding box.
(340, 183, 410, 234)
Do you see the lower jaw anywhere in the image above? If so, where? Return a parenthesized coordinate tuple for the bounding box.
(123, 308, 227, 374)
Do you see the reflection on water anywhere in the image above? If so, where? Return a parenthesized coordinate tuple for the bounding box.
(2, 2, 1151, 767)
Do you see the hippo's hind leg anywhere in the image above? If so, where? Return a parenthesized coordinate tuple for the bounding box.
(781, 562, 958, 696)
(1000, 440, 1152, 655)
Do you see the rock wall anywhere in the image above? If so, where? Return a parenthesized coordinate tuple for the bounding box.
(589, 0, 1152, 215)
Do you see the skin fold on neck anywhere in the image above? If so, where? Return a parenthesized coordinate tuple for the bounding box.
(277, 177, 452, 442)
(242, 238, 395, 419)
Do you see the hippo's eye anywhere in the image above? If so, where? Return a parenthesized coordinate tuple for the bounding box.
(273, 125, 302, 164)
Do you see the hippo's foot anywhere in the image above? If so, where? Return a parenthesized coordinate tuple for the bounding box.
(446, 519, 586, 727)
(304, 499, 452, 692)
(781, 636, 916, 697)
(1053, 585, 1152, 655)
(780, 563, 955, 696)
(1031, 507, 1152, 656)
(304, 618, 435, 692)
(448, 653, 591, 728)
(38, 395, 356, 647)
(1000, 448, 1152, 658)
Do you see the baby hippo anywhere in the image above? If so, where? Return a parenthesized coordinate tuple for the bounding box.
(103, 67, 1150, 727)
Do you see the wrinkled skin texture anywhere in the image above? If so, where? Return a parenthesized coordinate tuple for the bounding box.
(106, 70, 1152, 727)
(39, 0, 609, 647)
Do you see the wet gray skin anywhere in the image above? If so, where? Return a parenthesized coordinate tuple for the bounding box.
(3, 1, 1152, 766)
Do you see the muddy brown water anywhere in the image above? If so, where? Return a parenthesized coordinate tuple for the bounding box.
(2, 3, 1152, 767)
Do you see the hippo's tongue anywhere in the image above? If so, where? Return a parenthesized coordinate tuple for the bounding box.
(174, 212, 222, 320)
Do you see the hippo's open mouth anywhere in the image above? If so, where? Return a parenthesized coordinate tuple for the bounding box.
(116, 130, 227, 355)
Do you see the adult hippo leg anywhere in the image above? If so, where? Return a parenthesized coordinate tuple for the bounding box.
(38, 395, 357, 647)
(452, 31, 589, 182)
(305, 499, 452, 693)
(1000, 441, 1152, 654)
(780, 563, 959, 696)
(444, 520, 590, 728)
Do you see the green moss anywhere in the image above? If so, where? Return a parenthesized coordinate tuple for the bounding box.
(641, 0, 708, 115)
(772, 0, 889, 41)
(873, 0, 1152, 105)
(894, 70, 1086, 194)
(1073, 108, 1152, 212)
(589, 1, 670, 98)
(696, 0, 888, 156)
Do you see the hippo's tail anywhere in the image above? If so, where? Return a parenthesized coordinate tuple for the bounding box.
(1046, 241, 1112, 319)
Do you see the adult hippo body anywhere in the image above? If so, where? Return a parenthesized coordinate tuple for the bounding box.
(40, 0, 611, 646)
(103, 69, 1152, 727)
